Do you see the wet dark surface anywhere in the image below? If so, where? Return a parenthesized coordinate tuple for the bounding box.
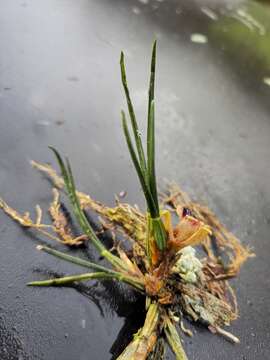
(0, 0, 270, 359)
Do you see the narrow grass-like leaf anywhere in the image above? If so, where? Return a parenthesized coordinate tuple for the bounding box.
(28, 272, 116, 286)
(121, 111, 158, 217)
(49, 146, 70, 189)
(37, 245, 116, 273)
(37, 245, 144, 289)
(151, 217, 167, 251)
(28, 269, 144, 290)
(147, 40, 156, 126)
(147, 100, 159, 210)
(49, 147, 126, 271)
(147, 41, 157, 207)
(49, 147, 104, 253)
(120, 43, 168, 253)
(120, 52, 147, 176)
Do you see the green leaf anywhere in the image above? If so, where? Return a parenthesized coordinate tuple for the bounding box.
(33, 245, 144, 290)
(147, 41, 159, 211)
(147, 100, 159, 210)
(147, 40, 156, 125)
(28, 272, 115, 286)
(49, 147, 103, 251)
(120, 52, 147, 176)
(121, 111, 157, 217)
(151, 217, 167, 251)
(37, 245, 114, 273)
(120, 42, 168, 253)
(49, 147, 126, 271)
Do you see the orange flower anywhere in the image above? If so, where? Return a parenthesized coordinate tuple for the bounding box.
(169, 207, 211, 251)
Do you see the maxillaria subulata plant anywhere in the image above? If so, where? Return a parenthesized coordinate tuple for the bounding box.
(0, 42, 254, 360)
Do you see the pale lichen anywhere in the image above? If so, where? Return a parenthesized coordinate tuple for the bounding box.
(173, 246, 202, 284)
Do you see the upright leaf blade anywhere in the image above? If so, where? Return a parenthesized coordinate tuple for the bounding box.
(120, 52, 147, 176)
(147, 41, 159, 211)
(121, 111, 157, 217)
(147, 40, 157, 124)
(120, 42, 168, 254)
(147, 100, 159, 211)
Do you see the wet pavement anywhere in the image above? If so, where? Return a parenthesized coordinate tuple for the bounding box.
(0, 0, 270, 359)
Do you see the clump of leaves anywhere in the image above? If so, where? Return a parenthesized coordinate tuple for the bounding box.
(0, 42, 254, 360)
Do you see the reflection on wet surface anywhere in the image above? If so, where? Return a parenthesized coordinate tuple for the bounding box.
(0, 0, 270, 359)
(33, 264, 146, 359)
(209, 1, 270, 83)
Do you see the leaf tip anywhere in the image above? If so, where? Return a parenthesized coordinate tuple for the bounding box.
(48, 146, 59, 158)
(120, 51, 124, 64)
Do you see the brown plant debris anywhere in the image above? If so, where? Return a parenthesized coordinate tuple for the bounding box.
(0, 188, 87, 246)
(160, 183, 254, 277)
(49, 188, 87, 245)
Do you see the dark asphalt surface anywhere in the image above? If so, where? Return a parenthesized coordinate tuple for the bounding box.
(0, 0, 270, 359)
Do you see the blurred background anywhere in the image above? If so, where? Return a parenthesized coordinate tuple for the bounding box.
(0, 1, 269, 359)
